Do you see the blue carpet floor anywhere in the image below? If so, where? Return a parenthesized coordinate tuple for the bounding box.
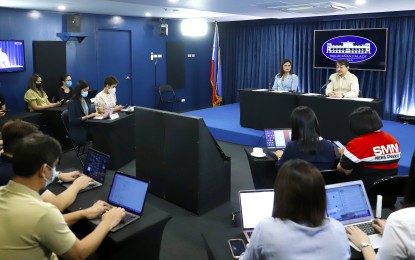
(184, 103, 415, 175)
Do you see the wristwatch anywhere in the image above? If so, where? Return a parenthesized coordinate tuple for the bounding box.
(360, 242, 372, 250)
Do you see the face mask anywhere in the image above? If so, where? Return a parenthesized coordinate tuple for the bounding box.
(35, 83, 42, 89)
(66, 81, 72, 87)
(44, 165, 59, 187)
(108, 88, 116, 94)
(81, 91, 88, 98)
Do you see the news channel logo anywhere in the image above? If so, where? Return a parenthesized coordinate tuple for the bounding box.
(321, 35, 377, 63)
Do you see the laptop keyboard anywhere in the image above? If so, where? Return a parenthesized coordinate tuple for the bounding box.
(354, 222, 376, 235)
(122, 213, 136, 223)
(107, 205, 137, 223)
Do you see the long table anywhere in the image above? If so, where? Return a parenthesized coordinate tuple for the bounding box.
(0, 112, 42, 129)
(48, 177, 172, 260)
(88, 112, 135, 170)
(240, 89, 384, 144)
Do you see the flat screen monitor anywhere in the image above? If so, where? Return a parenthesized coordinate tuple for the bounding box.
(0, 40, 25, 73)
(314, 28, 388, 71)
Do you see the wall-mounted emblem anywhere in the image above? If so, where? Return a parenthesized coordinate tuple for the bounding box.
(322, 35, 377, 63)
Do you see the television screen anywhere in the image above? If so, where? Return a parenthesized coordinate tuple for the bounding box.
(0, 40, 25, 72)
(314, 29, 388, 71)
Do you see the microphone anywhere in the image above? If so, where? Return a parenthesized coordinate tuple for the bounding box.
(320, 79, 331, 95)
(268, 76, 275, 90)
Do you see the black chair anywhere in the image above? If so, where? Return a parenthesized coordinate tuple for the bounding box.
(158, 84, 181, 111)
(61, 110, 87, 166)
(370, 175, 409, 210)
(320, 169, 348, 185)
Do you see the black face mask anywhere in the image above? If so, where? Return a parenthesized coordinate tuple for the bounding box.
(35, 83, 42, 89)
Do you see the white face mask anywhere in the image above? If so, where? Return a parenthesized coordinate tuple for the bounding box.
(108, 88, 116, 94)
(45, 166, 59, 187)
(81, 91, 88, 98)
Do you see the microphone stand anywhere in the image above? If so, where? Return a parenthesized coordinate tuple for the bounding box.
(320, 80, 331, 95)
(269, 76, 275, 90)
(154, 58, 158, 108)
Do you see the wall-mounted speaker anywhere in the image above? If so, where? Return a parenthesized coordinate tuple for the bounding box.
(64, 14, 81, 32)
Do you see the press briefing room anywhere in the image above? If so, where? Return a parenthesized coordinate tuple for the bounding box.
(0, 0, 415, 259)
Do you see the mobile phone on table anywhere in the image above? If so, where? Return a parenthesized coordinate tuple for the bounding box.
(228, 239, 246, 259)
(333, 140, 345, 149)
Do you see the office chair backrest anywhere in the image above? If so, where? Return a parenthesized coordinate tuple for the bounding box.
(158, 84, 176, 101)
(320, 169, 348, 185)
(61, 109, 70, 133)
(371, 175, 408, 198)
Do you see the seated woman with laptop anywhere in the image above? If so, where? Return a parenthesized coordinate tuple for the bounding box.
(337, 107, 400, 206)
(346, 150, 415, 259)
(67, 80, 100, 145)
(240, 159, 350, 259)
(94, 75, 124, 113)
(24, 73, 63, 111)
(274, 106, 338, 171)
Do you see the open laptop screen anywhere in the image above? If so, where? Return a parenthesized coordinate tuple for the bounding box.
(326, 181, 372, 224)
(264, 129, 291, 149)
(239, 190, 274, 229)
(83, 148, 109, 183)
(108, 172, 150, 215)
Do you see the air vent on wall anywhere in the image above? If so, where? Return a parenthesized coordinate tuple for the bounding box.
(267, 2, 356, 14)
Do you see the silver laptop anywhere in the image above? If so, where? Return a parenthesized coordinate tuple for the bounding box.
(60, 148, 109, 192)
(89, 172, 150, 232)
(325, 180, 382, 251)
(239, 189, 274, 242)
(264, 128, 291, 159)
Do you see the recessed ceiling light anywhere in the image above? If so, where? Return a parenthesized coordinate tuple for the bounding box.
(355, 0, 366, 5)
(169, 0, 179, 3)
(145, 12, 152, 17)
(57, 5, 66, 11)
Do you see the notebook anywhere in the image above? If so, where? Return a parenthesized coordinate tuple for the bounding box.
(264, 128, 291, 160)
(325, 180, 382, 251)
(239, 189, 274, 242)
(89, 172, 150, 232)
(93, 108, 113, 120)
(60, 148, 109, 192)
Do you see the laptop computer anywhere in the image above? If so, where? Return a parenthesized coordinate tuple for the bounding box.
(325, 180, 382, 252)
(60, 148, 109, 192)
(239, 189, 274, 242)
(264, 128, 291, 160)
(89, 172, 150, 232)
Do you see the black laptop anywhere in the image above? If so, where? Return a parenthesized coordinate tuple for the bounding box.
(264, 128, 291, 160)
(89, 172, 150, 232)
(60, 148, 109, 192)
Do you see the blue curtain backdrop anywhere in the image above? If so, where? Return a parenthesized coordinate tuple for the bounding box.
(219, 12, 415, 120)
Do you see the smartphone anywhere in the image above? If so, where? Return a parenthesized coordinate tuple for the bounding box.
(228, 239, 246, 259)
(333, 140, 345, 149)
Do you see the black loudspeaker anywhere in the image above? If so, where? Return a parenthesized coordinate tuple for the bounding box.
(166, 42, 185, 88)
(64, 14, 81, 32)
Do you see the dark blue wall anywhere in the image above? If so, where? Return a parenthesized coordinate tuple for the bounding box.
(0, 8, 213, 113)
